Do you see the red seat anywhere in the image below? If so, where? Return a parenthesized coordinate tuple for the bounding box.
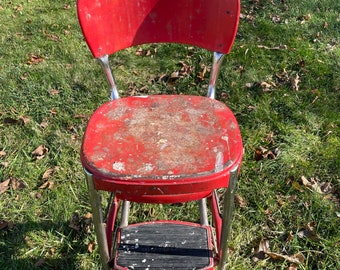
(77, 0, 242, 269)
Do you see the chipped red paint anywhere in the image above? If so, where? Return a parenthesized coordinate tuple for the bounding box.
(77, 0, 240, 57)
(81, 95, 242, 202)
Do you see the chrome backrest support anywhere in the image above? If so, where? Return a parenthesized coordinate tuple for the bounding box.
(207, 52, 225, 99)
(98, 55, 120, 100)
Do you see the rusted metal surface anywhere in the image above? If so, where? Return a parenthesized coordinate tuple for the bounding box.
(81, 95, 242, 180)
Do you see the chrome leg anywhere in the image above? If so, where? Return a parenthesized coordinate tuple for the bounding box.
(199, 198, 209, 226)
(84, 169, 110, 270)
(218, 166, 239, 270)
(120, 200, 130, 227)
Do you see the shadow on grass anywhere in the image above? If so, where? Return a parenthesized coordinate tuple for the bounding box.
(0, 219, 93, 270)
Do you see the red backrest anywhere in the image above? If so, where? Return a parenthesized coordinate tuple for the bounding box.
(77, 0, 240, 58)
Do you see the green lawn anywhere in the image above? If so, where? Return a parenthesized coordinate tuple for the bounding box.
(0, 0, 339, 269)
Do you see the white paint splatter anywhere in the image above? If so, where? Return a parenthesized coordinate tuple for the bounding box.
(112, 161, 125, 172)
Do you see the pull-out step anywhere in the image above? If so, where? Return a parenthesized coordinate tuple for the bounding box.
(114, 222, 214, 270)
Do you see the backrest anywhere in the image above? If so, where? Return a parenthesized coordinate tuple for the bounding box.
(77, 0, 240, 58)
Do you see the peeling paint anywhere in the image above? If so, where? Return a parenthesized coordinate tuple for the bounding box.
(112, 161, 125, 172)
(215, 152, 224, 172)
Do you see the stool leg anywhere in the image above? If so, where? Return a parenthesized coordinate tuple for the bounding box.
(218, 165, 239, 270)
(84, 169, 110, 270)
(199, 198, 209, 226)
(120, 200, 130, 227)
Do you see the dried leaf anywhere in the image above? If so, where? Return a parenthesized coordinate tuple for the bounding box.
(40, 120, 49, 129)
(32, 145, 48, 160)
(88, 240, 96, 253)
(42, 167, 59, 180)
(0, 150, 6, 157)
(291, 74, 300, 91)
(277, 196, 285, 206)
(84, 212, 92, 220)
(45, 34, 60, 42)
(253, 238, 270, 261)
(286, 265, 299, 270)
(49, 89, 60, 95)
(254, 146, 277, 161)
(27, 54, 43, 65)
(20, 116, 30, 125)
(301, 176, 333, 194)
(235, 194, 247, 208)
(49, 109, 58, 115)
(265, 251, 304, 265)
(260, 81, 274, 92)
(11, 178, 27, 190)
(1, 161, 10, 168)
(287, 195, 297, 202)
(39, 180, 54, 190)
(69, 212, 80, 231)
(286, 231, 294, 243)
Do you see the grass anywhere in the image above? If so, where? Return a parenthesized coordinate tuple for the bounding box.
(0, 0, 339, 269)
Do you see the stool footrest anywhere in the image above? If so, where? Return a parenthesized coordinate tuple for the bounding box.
(115, 222, 214, 269)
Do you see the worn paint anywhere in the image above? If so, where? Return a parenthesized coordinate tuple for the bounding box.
(81, 95, 242, 179)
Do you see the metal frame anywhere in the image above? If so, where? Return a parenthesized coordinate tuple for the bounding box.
(98, 55, 120, 100)
(207, 52, 225, 99)
(218, 165, 238, 270)
(84, 168, 110, 270)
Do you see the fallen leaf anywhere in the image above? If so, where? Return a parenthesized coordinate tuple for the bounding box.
(301, 176, 333, 194)
(11, 178, 27, 190)
(32, 145, 48, 160)
(235, 194, 247, 208)
(20, 116, 30, 125)
(265, 131, 275, 145)
(277, 195, 285, 206)
(69, 212, 80, 231)
(286, 231, 294, 243)
(39, 181, 54, 190)
(27, 54, 43, 65)
(260, 81, 274, 92)
(42, 167, 59, 180)
(291, 74, 300, 91)
(49, 89, 60, 95)
(287, 195, 297, 202)
(265, 251, 304, 265)
(0, 150, 6, 157)
(286, 265, 299, 270)
(254, 146, 277, 160)
(253, 238, 270, 261)
(0, 161, 10, 168)
(49, 109, 58, 115)
(88, 240, 96, 253)
(38, 119, 49, 129)
(84, 212, 92, 220)
(45, 34, 61, 42)
(271, 14, 281, 23)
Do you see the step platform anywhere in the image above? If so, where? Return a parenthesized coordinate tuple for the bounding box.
(114, 221, 214, 269)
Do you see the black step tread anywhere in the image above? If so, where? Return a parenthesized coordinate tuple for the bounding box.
(115, 222, 213, 270)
